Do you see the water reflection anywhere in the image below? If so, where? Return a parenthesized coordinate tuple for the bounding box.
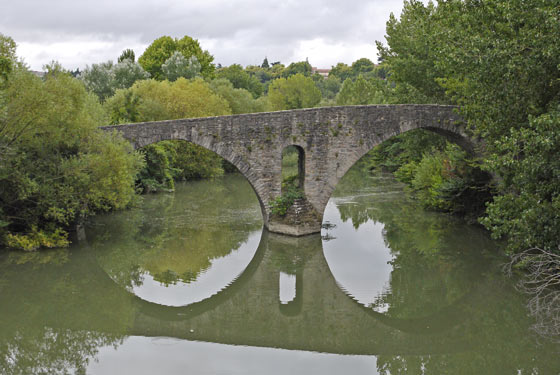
(0, 171, 559, 374)
(87, 174, 262, 306)
(327, 170, 504, 319)
(323, 201, 393, 311)
(131, 231, 261, 306)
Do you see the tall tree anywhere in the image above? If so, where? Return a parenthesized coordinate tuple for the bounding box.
(0, 34, 16, 82)
(79, 59, 149, 102)
(138, 35, 215, 80)
(376, 0, 447, 104)
(1, 64, 142, 250)
(351, 58, 376, 76)
(378, 0, 560, 253)
(79, 61, 115, 102)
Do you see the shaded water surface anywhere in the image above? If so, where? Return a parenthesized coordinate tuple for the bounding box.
(0, 171, 558, 374)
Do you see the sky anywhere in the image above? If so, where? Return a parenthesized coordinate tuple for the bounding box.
(1, 0, 411, 71)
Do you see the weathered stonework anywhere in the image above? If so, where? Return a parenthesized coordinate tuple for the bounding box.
(100, 104, 467, 236)
(268, 198, 322, 236)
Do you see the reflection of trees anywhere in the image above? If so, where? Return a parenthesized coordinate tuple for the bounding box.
(375, 272, 560, 373)
(0, 249, 130, 374)
(88, 174, 262, 287)
(0, 328, 120, 375)
(334, 167, 502, 317)
(331, 167, 560, 372)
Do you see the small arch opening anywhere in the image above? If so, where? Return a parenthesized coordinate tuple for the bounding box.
(281, 145, 305, 193)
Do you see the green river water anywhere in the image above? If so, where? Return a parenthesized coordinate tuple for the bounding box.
(0, 166, 558, 374)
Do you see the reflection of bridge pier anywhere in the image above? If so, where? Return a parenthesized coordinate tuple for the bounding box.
(0, 229, 495, 357)
(102, 105, 468, 236)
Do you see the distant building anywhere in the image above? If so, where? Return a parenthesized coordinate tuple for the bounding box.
(311, 67, 330, 78)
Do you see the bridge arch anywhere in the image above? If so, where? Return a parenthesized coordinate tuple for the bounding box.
(101, 121, 270, 224)
(101, 105, 470, 236)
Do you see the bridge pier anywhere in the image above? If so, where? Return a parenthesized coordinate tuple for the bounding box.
(266, 198, 322, 236)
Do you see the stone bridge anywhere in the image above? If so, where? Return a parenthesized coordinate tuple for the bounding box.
(101, 105, 467, 235)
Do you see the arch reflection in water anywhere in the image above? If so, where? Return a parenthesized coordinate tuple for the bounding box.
(88, 174, 263, 307)
(132, 231, 262, 306)
(322, 199, 393, 311)
(322, 168, 502, 318)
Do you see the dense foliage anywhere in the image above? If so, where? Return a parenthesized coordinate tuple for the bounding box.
(335, 75, 388, 105)
(79, 59, 150, 102)
(161, 51, 201, 82)
(216, 64, 263, 98)
(138, 35, 215, 80)
(268, 73, 321, 110)
(209, 78, 269, 114)
(0, 56, 143, 250)
(376, 0, 560, 254)
(0, 33, 16, 81)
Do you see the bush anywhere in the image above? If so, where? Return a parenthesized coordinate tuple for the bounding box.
(269, 186, 303, 217)
(0, 66, 143, 250)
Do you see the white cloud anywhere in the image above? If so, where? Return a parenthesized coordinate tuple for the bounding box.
(17, 36, 147, 70)
(290, 39, 378, 69)
(2, 0, 409, 70)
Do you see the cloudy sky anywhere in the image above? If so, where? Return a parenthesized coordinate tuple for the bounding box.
(2, 0, 410, 71)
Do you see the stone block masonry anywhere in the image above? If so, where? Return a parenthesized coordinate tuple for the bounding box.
(100, 105, 467, 236)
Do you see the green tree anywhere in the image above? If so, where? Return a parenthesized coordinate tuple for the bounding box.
(351, 58, 376, 76)
(216, 64, 263, 98)
(377, 0, 560, 253)
(246, 64, 272, 84)
(112, 58, 150, 89)
(118, 49, 135, 63)
(0, 66, 143, 251)
(268, 74, 322, 110)
(283, 61, 312, 77)
(79, 59, 149, 102)
(138, 35, 215, 80)
(328, 62, 352, 82)
(376, 0, 448, 104)
(0, 34, 16, 82)
(261, 57, 270, 68)
(79, 61, 115, 102)
(481, 109, 560, 253)
(161, 51, 201, 81)
(315, 75, 341, 101)
(335, 75, 387, 105)
(209, 78, 268, 114)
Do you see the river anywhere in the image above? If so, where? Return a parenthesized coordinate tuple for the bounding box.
(0, 165, 558, 374)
